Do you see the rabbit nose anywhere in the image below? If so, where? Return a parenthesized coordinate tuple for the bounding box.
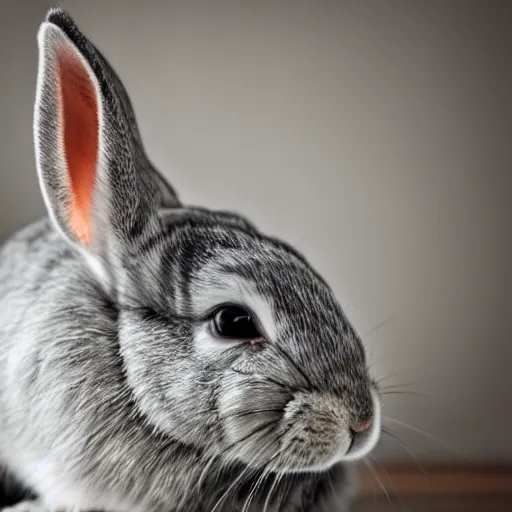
(351, 418, 373, 433)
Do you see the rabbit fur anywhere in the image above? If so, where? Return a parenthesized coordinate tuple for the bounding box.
(0, 8, 381, 512)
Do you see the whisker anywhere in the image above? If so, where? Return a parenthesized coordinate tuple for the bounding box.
(361, 316, 395, 340)
(221, 419, 279, 457)
(368, 348, 406, 370)
(180, 463, 208, 510)
(222, 408, 283, 420)
(376, 371, 412, 385)
(369, 456, 412, 512)
(273, 469, 292, 511)
(210, 455, 261, 512)
(240, 443, 286, 512)
(241, 474, 262, 512)
(358, 460, 378, 505)
(327, 474, 339, 501)
(363, 458, 392, 504)
(273, 343, 316, 390)
(191, 451, 218, 501)
(381, 428, 430, 483)
(259, 428, 296, 511)
(241, 464, 271, 512)
(378, 382, 418, 391)
(263, 471, 282, 512)
(383, 416, 470, 462)
(276, 470, 295, 511)
(211, 424, 289, 512)
(380, 391, 425, 397)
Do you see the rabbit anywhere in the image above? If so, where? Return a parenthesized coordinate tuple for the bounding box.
(0, 7, 381, 512)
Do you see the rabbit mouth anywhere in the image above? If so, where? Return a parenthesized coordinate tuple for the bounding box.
(265, 389, 381, 473)
(277, 389, 381, 472)
(218, 385, 381, 474)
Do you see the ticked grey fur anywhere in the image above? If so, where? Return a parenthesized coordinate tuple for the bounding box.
(0, 8, 380, 512)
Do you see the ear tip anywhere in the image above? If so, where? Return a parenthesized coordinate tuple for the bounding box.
(45, 6, 70, 22)
(45, 7, 77, 34)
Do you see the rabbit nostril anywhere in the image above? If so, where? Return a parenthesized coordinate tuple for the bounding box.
(351, 419, 373, 433)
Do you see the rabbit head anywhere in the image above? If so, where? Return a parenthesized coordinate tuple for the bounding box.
(34, 8, 380, 476)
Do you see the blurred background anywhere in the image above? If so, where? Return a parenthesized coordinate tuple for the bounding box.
(1, 0, 511, 509)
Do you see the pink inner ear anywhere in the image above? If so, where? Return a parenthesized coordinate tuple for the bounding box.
(57, 47, 98, 244)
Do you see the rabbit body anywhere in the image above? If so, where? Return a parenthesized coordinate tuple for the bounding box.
(0, 8, 380, 512)
(0, 220, 354, 511)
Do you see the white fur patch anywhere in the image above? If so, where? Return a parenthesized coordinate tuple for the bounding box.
(193, 323, 244, 357)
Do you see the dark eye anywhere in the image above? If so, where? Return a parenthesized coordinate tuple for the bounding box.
(212, 305, 262, 340)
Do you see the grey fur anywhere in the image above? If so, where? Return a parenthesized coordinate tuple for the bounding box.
(0, 8, 380, 512)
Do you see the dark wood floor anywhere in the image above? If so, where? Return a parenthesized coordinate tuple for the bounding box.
(1, 465, 511, 510)
(354, 496, 512, 511)
(353, 465, 512, 511)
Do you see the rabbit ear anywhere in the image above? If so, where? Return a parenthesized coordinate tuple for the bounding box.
(35, 19, 101, 245)
(34, 9, 178, 280)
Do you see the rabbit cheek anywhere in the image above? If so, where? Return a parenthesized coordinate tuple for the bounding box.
(216, 374, 290, 466)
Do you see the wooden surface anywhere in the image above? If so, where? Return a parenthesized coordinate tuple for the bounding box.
(354, 465, 512, 511)
(357, 465, 512, 497)
(1, 465, 511, 510)
(354, 497, 512, 512)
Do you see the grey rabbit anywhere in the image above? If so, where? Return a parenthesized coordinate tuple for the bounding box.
(0, 8, 381, 512)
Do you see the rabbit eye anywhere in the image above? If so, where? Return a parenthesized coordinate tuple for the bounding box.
(212, 305, 262, 341)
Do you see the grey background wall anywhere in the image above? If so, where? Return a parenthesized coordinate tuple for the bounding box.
(1, 0, 510, 465)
